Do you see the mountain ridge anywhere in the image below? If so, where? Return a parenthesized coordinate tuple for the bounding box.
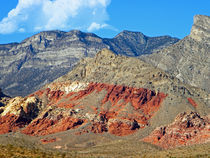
(140, 14, 210, 92)
(0, 30, 179, 97)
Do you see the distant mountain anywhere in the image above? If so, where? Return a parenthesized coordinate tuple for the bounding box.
(104, 30, 179, 56)
(140, 15, 210, 92)
(0, 30, 178, 96)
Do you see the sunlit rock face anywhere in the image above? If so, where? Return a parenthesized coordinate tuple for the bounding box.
(190, 15, 210, 43)
(0, 49, 209, 150)
(141, 15, 210, 93)
(0, 96, 42, 134)
(0, 30, 178, 97)
(143, 112, 210, 149)
(22, 82, 166, 136)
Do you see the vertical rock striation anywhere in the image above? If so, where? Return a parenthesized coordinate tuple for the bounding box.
(141, 15, 210, 92)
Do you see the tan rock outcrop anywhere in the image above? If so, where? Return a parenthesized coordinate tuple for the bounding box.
(0, 96, 41, 134)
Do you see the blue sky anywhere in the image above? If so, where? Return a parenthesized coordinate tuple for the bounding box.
(0, 0, 210, 44)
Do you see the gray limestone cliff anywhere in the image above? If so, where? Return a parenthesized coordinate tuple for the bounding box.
(141, 15, 210, 92)
(0, 30, 178, 96)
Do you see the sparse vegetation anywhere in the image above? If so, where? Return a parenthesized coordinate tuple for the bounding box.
(0, 141, 209, 158)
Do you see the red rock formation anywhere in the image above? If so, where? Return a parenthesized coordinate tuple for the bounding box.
(48, 90, 65, 103)
(0, 96, 41, 134)
(143, 112, 210, 149)
(0, 82, 167, 137)
(22, 117, 85, 136)
(0, 114, 28, 134)
(108, 119, 140, 136)
(26, 82, 167, 136)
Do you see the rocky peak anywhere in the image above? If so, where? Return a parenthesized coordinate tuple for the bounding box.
(115, 30, 145, 37)
(22, 30, 66, 44)
(0, 29, 179, 97)
(109, 30, 179, 56)
(190, 15, 210, 43)
(114, 30, 146, 44)
(96, 48, 116, 59)
(66, 30, 92, 37)
(66, 30, 102, 42)
(140, 14, 210, 92)
(66, 30, 84, 37)
(15, 30, 66, 51)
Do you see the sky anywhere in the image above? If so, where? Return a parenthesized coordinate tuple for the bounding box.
(0, 0, 209, 44)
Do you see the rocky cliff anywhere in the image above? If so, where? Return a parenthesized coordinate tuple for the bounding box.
(140, 15, 210, 92)
(0, 30, 178, 97)
(0, 49, 209, 149)
(143, 112, 210, 149)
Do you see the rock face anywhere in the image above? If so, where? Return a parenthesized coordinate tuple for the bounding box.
(21, 82, 166, 136)
(104, 30, 179, 56)
(0, 49, 209, 146)
(190, 15, 210, 43)
(0, 96, 42, 134)
(0, 49, 209, 150)
(0, 30, 178, 97)
(143, 112, 210, 149)
(140, 15, 210, 92)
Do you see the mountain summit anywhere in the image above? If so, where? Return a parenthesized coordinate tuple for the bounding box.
(141, 15, 210, 92)
(190, 15, 210, 43)
(0, 30, 178, 97)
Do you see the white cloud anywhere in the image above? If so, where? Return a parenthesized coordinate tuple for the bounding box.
(0, 0, 111, 34)
(87, 22, 108, 32)
(18, 28, 25, 32)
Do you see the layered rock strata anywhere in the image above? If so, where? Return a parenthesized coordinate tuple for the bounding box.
(0, 30, 178, 97)
(0, 49, 209, 150)
(143, 112, 210, 148)
(141, 15, 210, 92)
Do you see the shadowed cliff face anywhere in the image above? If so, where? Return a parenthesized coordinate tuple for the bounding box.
(140, 15, 210, 92)
(0, 30, 178, 97)
(0, 88, 10, 108)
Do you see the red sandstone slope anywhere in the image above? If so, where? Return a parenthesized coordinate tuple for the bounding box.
(0, 96, 41, 134)
(0, 80, 209, 150)
(21, 82, 166, 136)
(0, 49, 209, 150)
(143, 112, 210, 149)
